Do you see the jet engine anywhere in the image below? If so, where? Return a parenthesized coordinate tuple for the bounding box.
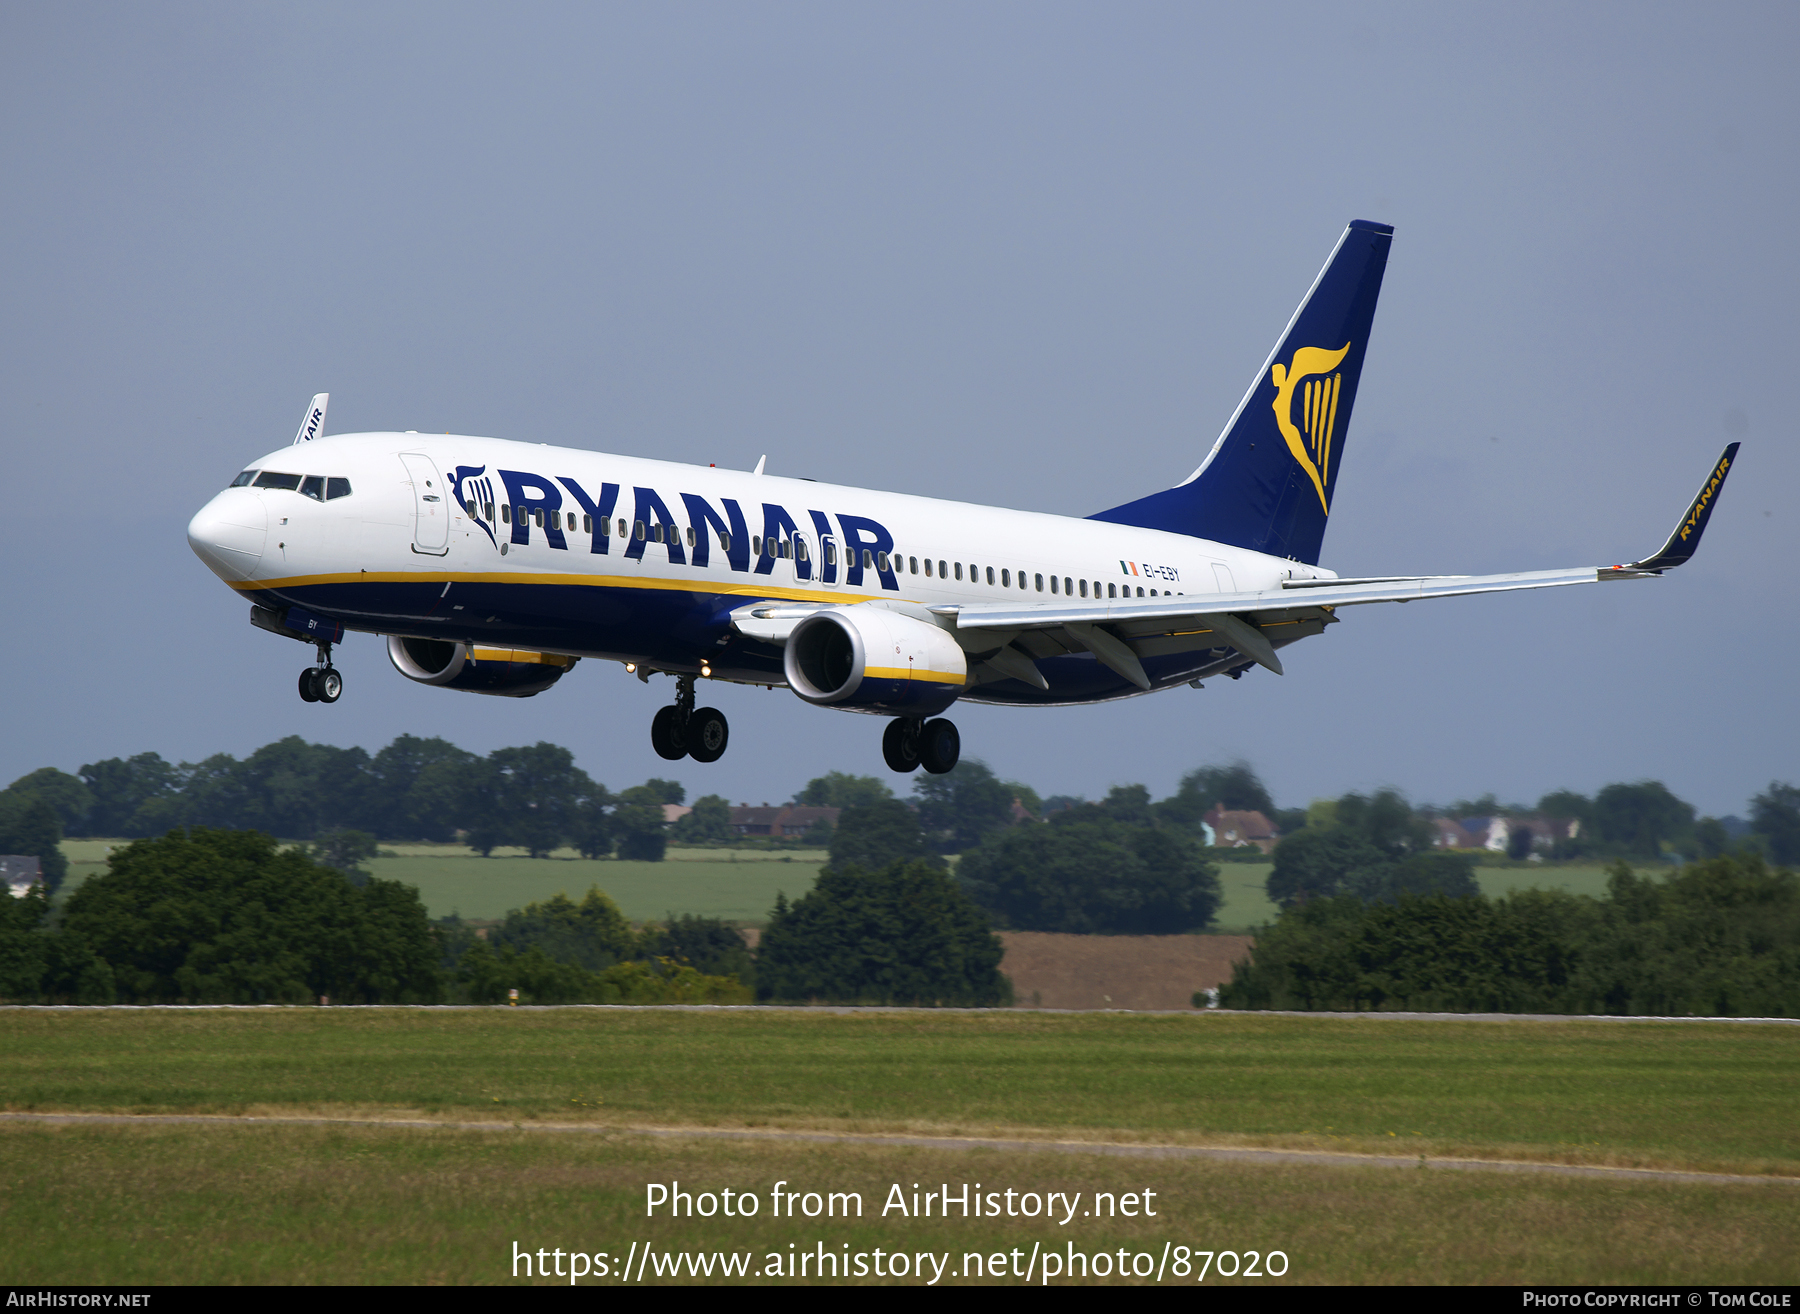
(386, 635, 577, 698)
(783, 606, 967, 716)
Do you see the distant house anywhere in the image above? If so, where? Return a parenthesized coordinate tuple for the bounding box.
(660, 804, 693, 825)
(1435, 815, 1579, 854)
(1203, 807, 1279, 853)
(1, 855, 42, 898)
(1432, 818, 1481, 849)
(728, 804, 840, 837)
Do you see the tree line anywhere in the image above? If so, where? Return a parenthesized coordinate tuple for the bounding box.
(1222, 853, 1800, 1016)
(0, 824, 1010, 1007)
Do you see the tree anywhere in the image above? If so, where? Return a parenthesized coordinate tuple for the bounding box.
(489, 887, 640, 971)
(310, 829, 379, 886)
(792, 772, 893, 809)
(61, 828, 439, 1003)
(79, 753, 184, 837)
(366, 735, 479, 840)
(911, 759, 1021, 854)
(568, 782, 617, 859)
(637, 778, 687, 806)
(828, 799, 941, 874)
(613, 786, 670, 862)
(465, 743, 592, 857)
(1537, 790, 1592, 825)
(1157, 761, 1275, 831)
(1590, 781, 1695, 857)
(1335, 789, 1433, 857)
(957, 804, 1222, 934)
(757, 861, 1010, 1005)
(671, 794, 733, 846)
(642, 914, 755, 989)
(0, 792, 68, 894)
(1751, 783, 1800, 866)
(1265, 825, 1390, 907)
(6, 768, 92, 835)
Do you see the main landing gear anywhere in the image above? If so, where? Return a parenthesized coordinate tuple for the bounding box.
(882, 716, 959, 775)
(651, 674, 730, 763)
(296, 642, 342, 704)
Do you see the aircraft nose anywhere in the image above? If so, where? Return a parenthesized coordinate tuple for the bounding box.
(187, 490, 267, 581)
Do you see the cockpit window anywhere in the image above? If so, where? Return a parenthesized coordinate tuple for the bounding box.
(253, 471, 303, 491)
(301, 476, 326, 501)
(326, 477, 352, 500)
(230, 470, 258, 487)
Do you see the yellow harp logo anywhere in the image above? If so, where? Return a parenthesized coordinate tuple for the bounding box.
(1271, 342, 1351, 513)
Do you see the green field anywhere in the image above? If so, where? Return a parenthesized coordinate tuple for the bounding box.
(3, 1120, 1791, 1285)
(4, 1009, 1793, 1174)
(59, 841, 827, 924)
(1, 1009, 1794, 1284)
(60, 840, 1625, 931)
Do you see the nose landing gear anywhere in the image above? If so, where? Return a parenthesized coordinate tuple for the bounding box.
(883, 716, 959, 774)
(650, 674, 730, 762)
(297, 642, 342, 704)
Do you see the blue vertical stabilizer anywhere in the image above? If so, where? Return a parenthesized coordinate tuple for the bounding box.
(1089, 220, 1393, 564)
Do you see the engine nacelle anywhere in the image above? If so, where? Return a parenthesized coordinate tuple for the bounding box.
(783, 606, 967, 716)
(386, 635, 577, 698)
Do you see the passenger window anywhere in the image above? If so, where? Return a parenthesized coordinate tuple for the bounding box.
(862, 549, 875, 569)
(301, 476, 325, 501)
(1064, 577, 1073, 595)
(783, 539, 794, 560)
(688, 527, 698, 548)
(909, 556, 918, 574)
(618, 518, 629, 538)
(567, 512, 577, 531)
(1149, 588, 1157, 597)
(501, 505, 511, 524)
(583, 515, 593, 534)
(823, 540, 836, 565)
(796, 539, 808, 561)
(720, 531, 733, 552)
(924, 559, 932, 577)
(653, 523, 666, 543)
(1035, 574, 1044, 592)
(1079, 579, 1087, 598)
(954, 562, 963, 581)
(1001, 569, 1010, 587)
(875, 550, 887, 571)
(1108, 583, 1116, 598)
(253, 471, 302, 491)
(230, 470, 258, 487)
(635, 520, 646, 540)
(1137, 587, 1145, 597)
(533, 509, 544, 528)
(938, 559, 947, 578)
(1050, 576, 1058, 594)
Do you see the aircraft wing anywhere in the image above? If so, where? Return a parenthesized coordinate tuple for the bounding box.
(937, 444, 1740, 689)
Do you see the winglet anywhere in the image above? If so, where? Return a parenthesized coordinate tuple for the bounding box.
(1619, 443, 1739, 572)
(292, 393, 329, 445)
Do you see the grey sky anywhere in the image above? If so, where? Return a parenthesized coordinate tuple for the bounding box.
(2, 2, 1794, 819)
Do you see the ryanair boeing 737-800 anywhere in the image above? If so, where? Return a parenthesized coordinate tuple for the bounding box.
(186, 221, 1736, 774)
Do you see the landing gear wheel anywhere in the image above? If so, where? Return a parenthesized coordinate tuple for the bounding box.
(651, 705, 689, 760)
(298, 668, 320, 703)
(685, 707, 729, 763)
(919, 717, 960, 775)
(315, 668, 343, 704)
(882, 718, 923, 773)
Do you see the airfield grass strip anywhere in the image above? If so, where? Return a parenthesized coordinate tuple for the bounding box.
(1, 1010, 1794, 1175)
(1, 1122, 1793, 1285)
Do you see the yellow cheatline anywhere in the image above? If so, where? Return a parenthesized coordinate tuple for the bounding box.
(470, 648, 576, 667)
(230, 570, 892, 608)
(864, 666, 964, 684)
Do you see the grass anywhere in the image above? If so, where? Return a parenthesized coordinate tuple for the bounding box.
(2, 1121, 1793, 1285)
(56, 841, 825, 924)
(2, 1009, 1794, 1176)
